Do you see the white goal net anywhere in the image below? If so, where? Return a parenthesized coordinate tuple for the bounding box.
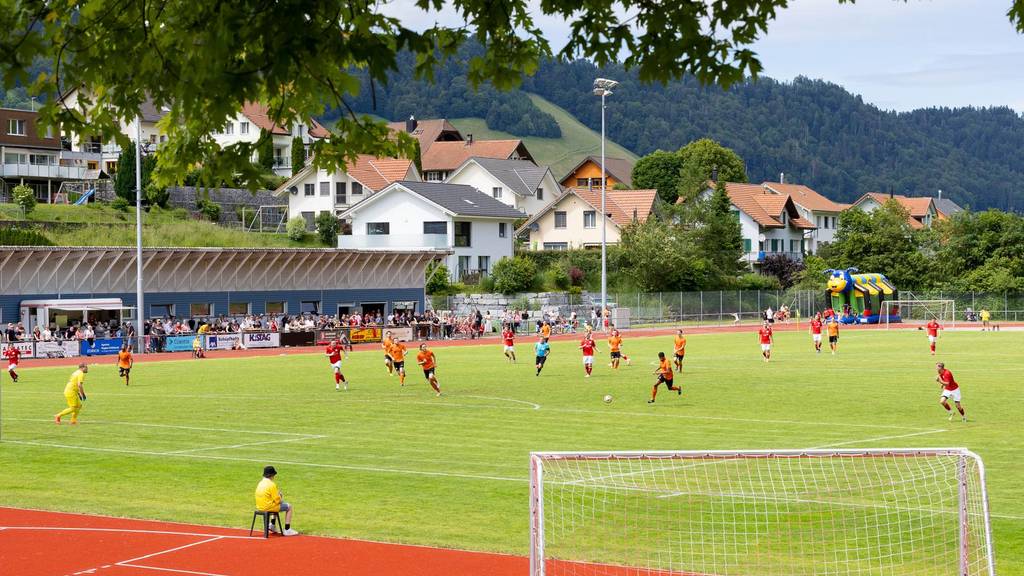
(530, 449, 994, 576)
(883, 299, 956, 328)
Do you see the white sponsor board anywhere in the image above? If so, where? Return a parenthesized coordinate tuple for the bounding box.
(206, 334, 243, 350)
(390, 327, 414, 342)
(34, 340, 81, 358)
(242, 332, 281, 348)
(10, 341, 35, 358)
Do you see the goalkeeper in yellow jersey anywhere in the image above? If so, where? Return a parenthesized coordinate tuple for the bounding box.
(55, 363, 88, 424)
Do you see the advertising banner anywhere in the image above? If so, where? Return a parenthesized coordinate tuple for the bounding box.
(80, 338, 124, 356)
(243, 332, 280, 348)
(280, 332, 315, 347)
(349, 327, 382, 343)
(35, 340, 80, 358)
(9, 341, 35, 359)
(316, 329, 342, 345)
(165, 335, 195, 352)
(390, 327, 413, 342)
(206, 334, 242, 350)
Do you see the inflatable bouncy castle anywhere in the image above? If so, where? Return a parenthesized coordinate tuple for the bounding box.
(824, 268, 902, 324)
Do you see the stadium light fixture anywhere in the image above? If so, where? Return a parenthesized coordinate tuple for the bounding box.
(135, 117, 144, 354)
(593, 78, 618, 331)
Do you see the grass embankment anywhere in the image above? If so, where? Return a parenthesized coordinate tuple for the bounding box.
(0, 203, 322, 248)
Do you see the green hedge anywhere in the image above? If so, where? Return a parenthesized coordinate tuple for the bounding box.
(0, 227, 54, 246)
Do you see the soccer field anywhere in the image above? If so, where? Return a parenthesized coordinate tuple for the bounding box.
(2, 328, 1022, 574)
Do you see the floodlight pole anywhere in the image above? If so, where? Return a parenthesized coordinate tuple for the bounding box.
(135, 117, 145, 354)
(594, 78, 618, 332)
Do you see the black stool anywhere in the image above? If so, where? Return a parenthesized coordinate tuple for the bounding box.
(250, 510, 282, 538)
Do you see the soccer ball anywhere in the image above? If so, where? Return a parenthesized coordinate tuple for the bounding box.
(603, 394, 613, 404)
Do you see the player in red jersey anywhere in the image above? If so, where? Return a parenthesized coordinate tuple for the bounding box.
(4, 344, 21, 382)
(936, 362, 966, 422)
(579, 333, 598, 377)
(502, 325, 516, 363)
(926, 318, 942, 355)
(325, 340, 348, 391)
(758, 322, 774, 362)
(809, 314, 823, 354)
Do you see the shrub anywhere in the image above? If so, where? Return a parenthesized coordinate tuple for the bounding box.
(12, 184, 36, 214)
(110, 196, 131, 211)
(291, 136, 305, 174)
(425, 262, 452, 294)
(0, 227, 53, 246)
(235, 206, 258, 228)
(492, 256, 537, 294)
(544, 266, 570, 290)
(477, 274, 496, 293)
(315, 212, 340, 246)
(145, 182, 169, 208)
(736, 272, 782, 290)
(568, 266, 585, 286)
(286, 216, 307, 241)
(196, 197, 221, 222)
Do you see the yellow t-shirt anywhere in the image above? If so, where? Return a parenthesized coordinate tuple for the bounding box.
(198, 324, 210, 334)
(193, 336, 202, 350)
(64, 369, 85, 397)
(980, 310, 990, 321)
(255, 477, 282, 512)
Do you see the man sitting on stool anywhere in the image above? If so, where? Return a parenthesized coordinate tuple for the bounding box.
(255, 465, 298, 536)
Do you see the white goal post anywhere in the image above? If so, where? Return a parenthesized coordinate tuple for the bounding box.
(883, 299, 956, 329)
(529, 449, 994, 576)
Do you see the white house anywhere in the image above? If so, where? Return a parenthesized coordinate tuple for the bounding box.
(337, 181, 524, 281)
(761, 181, 849, 254)
(851, 192, 939, 229)
(59, 88, 169, 174)
(273, 155, 419, 229)
(211, 103, 331, 176)
(700, 182, 816, 265)
(517, 187, 660, 250)
(444, 157, 561, 216)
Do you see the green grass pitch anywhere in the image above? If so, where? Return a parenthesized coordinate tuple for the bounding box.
(2, 329, 1021, 573)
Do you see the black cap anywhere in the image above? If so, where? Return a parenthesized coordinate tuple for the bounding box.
(263, 465, 277, 477)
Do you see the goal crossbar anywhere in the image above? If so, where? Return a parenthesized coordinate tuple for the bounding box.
(530, 448, 995, 576)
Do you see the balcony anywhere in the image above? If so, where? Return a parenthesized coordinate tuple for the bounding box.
(746, 251, 804, 264)
(1, 163, 88, 180)
(337, 233, 450, 251)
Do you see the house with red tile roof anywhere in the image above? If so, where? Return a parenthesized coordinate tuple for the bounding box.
(558, 156, 635, 189)
(850, 193, 939, 229)
(211, 103, 331, 177)
(761, 181, 849, 253)
(517, 188, 660, 250)
(692, 182, 816, 265)
(421, 138, 534, 182)
(386, 117, 463, 155)
(273, 155, 419, 229)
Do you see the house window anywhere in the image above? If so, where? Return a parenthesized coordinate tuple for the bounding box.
(458, 256, 471, 277)
(367, 222, 390, 235)
(229, 302, 250, 315)
(817, 215, 822, 228)
(426, 171, 444, 182)
(87, 161, 98, 170)
(770, 239, 780, 252)
(4, 153, 26, 164)
(583, 210, 596, 229)
(352, 182, 364, 195)
(335, 182, 347, 205)
(301, 211, 315, 230)
(150, 304, 175, 318)
(554, 211, 567, 229)
(266, 301, 286, 314)
(190, 303, 213, 316)
(499, 222, 507, 238)
(105, 161, 118, 173)
(300, 300, 319, 314)
(590, 177, 604, 188)
(576, 178, 588, 187)
(320, 182, 330, 196)
(543, 242, 569, 251)
(7, 119, 26, 136)
(790, 239, 799, 253)
(149, 134, 157, 144)
(160, 135, 167, 143)
(304, 183, 315, 196)
(423, 221, 447, 235)
(454, 221, 471, 247)
(743, 239, 752, 252)
(240, 121, 250, 135)
(224, 122, 234, 135)
(478, 256, 490, 274)
(537, 188, 544, 200)
(492, 187, 503, 199)
(29, 154, 55, 165)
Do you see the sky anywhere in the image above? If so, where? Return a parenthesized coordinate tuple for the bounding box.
(381, 0, 1024, 112)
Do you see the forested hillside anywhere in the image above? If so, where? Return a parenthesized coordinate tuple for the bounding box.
(340, 45, 1024, 211)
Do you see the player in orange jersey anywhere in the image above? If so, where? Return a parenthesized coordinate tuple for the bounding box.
(672, 329, 687, 371)
(116, 344, 133, 386)
(326, 340, 347, 391)
(416, 344, 442, 396)
(826, 317, 840, 355)
(391, 339, 408, 386)
(607, 329, 630, 369)
(648, 352, 681, 403)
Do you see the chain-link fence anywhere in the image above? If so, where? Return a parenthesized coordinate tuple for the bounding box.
(430, 290, 1024, 328)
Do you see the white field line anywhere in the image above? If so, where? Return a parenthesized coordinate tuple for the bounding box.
(116, 564, 228, 576)
(0, 526, 259, 540)
(3, 440, 527, 483)
(461, 395, 541, 410)
(163, 435, 327, 455)
(114, 536, 224, 565)
(810, 429, 948, 449)
(6, 418, 314, 437)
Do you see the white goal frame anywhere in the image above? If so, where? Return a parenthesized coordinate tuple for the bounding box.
(884, 299, 956, 329)
(529, 448, 995, 576)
